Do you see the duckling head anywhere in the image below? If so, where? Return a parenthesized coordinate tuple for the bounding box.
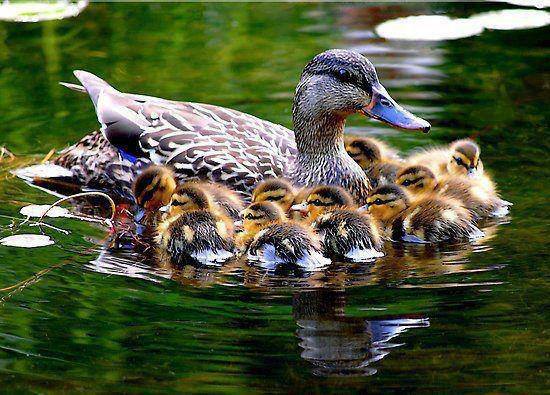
(293, 50, 430, 153)
(448, 139, 482, 177)
(168, 183, 213, 217)
(396, 165, 437, 194)
(295, 185, 355, 221)
(241, 202, 286, 235)
(365, 184, 410, 222)
(132, 165, 177, 210)
(252, 179, 296, 211)
(344, 136, 382, 170)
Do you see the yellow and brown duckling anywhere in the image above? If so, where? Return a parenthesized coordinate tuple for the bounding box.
(395, 165, 511, 218)
(365, 184, 483, 243)
(187, 180, 244, 221)
(408, 139, 484, 178)
(293, 186, 384, 261)
(344, 136, 402, 187)
(132, 165, 178, 227)
(133, 165, 177, 210)
(252, 178, 297, 212)
(237, 201, 330, 271)
(157, 183, 235, 265)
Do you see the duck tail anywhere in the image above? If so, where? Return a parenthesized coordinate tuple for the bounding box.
(59, 81, 87, 93)
(72, 70, 117, 108)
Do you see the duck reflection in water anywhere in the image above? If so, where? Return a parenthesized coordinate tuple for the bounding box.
(293, 289, 429, 377)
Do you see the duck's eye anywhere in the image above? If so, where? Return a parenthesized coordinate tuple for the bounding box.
(336, 69, 353, 83)
(401, 180, 411, 187)
(454, 156, 464, 166)
(374, 198, 383, 205)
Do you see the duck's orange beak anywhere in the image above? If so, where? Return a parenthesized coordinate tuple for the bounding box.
(361, 83, 431, 133)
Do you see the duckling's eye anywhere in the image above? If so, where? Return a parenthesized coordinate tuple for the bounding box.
(401, 180, 411, 187)
(245, 213, 255, 220)
(454, 156, 464, 166)
(171, 200, 184, 206)
(265, 195, 281, 201)
(374, 198, 383, 205)
(336, 69, 354, 83)
(310, 199, 323, 206)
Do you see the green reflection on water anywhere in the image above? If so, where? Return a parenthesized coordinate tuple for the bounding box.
(0, 3, 548, 393)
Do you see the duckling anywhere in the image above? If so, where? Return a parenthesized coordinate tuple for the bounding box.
(187, 180, 244, 221)
(238, 201, 329, 271)
(293, 186, 384, 261)
(133, 165, 177, 211)
(365, 184, 483, 243)
(395, 165, 511, 218)
(132, 165, 177, 227)
(344, 136, 402, 187)
(408, 139, 484, 178)
(156, 183, 235, 265)
(252, 178, 296, 212)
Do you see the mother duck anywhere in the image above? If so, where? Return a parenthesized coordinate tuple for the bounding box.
(56, 49, 430, 204)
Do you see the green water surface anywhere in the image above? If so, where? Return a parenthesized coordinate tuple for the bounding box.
(0, 3, 549, 393)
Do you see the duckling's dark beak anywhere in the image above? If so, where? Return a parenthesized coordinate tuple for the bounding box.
(361, 83, 431, 133)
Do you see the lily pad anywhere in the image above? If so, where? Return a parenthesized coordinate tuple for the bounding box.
(20, 205, 70, 218)
(0, 0, 88, 23)
(0, 234, 55, 248)
(376, 10, 550, 41)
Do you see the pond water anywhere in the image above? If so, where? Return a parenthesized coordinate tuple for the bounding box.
(0, 2, 548, 393)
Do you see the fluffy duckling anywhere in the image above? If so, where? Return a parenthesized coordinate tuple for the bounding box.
(133, 165, 177, 211)
(395, 165, 511, 218)
(252, 178, 296, 212)
(157, 183, 235, 265)
(293, 186, 384, 261)
(344, 136, 402, 186)
(132, 165, 178, 228)
(365, 184, 483, 243)
(188, 180, 244, 220)
(238, 201, 329, 271)
(408, 139, 484, 178)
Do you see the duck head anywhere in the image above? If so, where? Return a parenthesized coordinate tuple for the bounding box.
(252, 179, 296, 212)
(167, 183, 213, 217)
(396, 165, 438, 194)
(132, 165, 177, 211)
(240, 202, 286, 235)
(344, 136, 383, 170)
(293, 50, 430, 151)
(292, 185, 355, 221)
(448, 139, 483, 177)
(364, 184, 410, 222)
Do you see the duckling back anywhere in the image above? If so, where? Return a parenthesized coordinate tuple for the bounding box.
(394, 197, 482, 243)
(312, 209, 384, 261)
(157, 210, 235, 266)
(247, 222, 329, 271)
(438, 175, 510, 219)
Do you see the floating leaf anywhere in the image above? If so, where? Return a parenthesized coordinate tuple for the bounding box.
(0, 234, 54, 248)
(376, 10, 550, 41)
(0, 0, 89, 23)
(20, 205, 70, 218)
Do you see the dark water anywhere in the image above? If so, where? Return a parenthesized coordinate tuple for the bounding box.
(0, 3, 549, 393)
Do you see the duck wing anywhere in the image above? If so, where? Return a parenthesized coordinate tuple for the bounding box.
(72, 70, 298, 195)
